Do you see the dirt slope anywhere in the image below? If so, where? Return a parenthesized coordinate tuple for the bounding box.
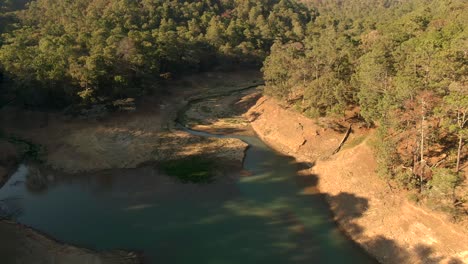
(246, 96, 468, 264)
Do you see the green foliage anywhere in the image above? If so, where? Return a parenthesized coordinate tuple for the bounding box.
(160, 155, 217, 184)
(0, 0, 313, 106)
(426, 168, 463, 219)
(262, 0, 467, 205)
(442, 83, 468, 136)
(428, 168, 460, 197)
(394, 169, 419, 190)
(371, 126, 400, 179)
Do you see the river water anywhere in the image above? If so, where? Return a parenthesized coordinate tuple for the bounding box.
(0, 127, 376, 263)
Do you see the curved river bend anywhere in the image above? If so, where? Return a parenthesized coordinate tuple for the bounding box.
(0, 111, 376, 264)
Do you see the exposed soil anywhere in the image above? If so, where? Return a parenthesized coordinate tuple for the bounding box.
(246, 96, 468, 264)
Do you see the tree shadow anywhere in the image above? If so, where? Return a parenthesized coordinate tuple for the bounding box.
(0, 136, 464, 264)
(296, 165, 464, 264)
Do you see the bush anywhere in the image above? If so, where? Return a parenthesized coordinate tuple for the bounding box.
(394, 169, 419, 189)
(428, 168, 460, 198)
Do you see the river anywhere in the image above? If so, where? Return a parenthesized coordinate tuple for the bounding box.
(0, 93, 377, 263)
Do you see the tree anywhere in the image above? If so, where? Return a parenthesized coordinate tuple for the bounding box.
(443, 82, 468, 173)
(205, 16, 224, 47)
(0, 0, 314, 106)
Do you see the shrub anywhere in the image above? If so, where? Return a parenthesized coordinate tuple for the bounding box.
(428, 168, 460, 198)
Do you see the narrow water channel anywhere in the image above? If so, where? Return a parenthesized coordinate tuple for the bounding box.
(0, 104, 376, 264)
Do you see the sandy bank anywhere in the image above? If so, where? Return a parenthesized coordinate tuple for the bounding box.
(246, 96, 468, 264)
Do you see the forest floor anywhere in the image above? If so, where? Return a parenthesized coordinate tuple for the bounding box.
(246, 96, 468, 264)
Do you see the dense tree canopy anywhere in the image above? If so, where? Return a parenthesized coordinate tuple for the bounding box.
(0, 0, 313, 106)
(263, 0, 467, 212)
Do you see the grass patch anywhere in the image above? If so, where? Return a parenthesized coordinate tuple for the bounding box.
(160, 155, 217, 184)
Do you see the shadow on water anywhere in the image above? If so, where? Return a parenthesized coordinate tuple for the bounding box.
(295, 166, 464, 264)
(0, 125, 463, 263)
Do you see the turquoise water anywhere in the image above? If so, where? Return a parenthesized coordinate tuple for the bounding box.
(0, 130, 376, 263)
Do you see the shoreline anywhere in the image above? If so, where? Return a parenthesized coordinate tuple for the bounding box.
(245, 95, 468, 264)
(2, 70, 466, 263)
(0, 71, 259, 263)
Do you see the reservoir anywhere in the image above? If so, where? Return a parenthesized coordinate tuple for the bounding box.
(0, 126, 376, 263)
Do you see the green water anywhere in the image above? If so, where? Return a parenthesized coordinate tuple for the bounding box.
(0, 129, 376, 263)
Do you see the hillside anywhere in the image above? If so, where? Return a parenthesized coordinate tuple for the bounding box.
(246, 95, 468, 263)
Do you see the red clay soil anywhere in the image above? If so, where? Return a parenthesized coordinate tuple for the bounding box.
(246, 96, 468, 264)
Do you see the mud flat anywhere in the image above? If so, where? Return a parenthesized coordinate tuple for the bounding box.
(245, 96, 468, 264)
